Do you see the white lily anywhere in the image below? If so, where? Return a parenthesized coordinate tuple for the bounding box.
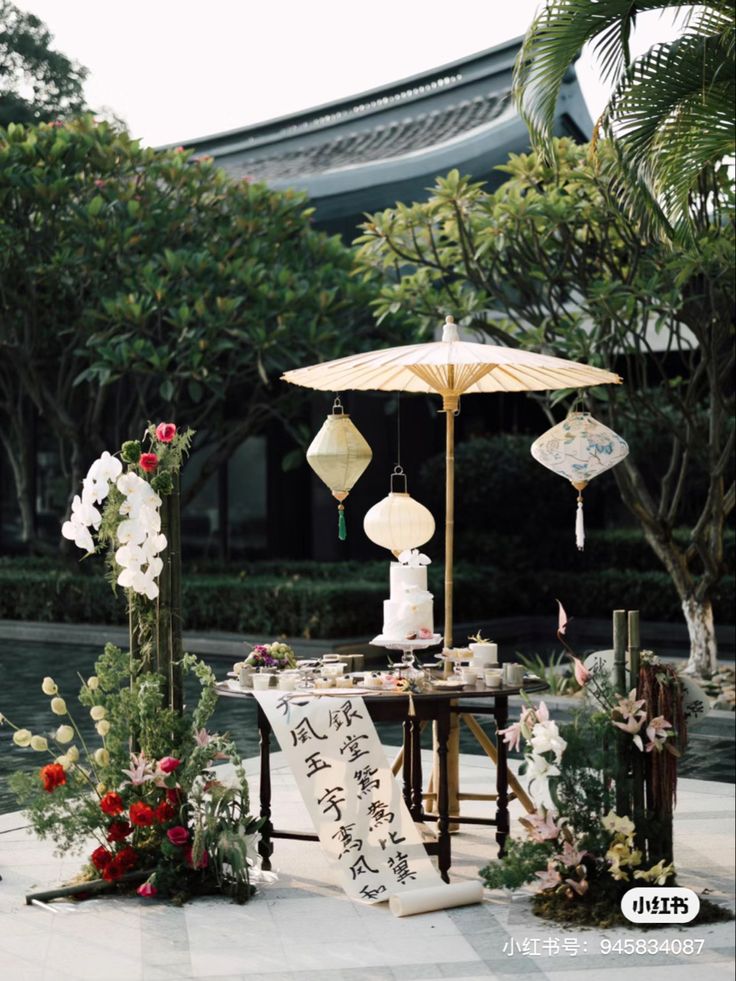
(526, 753, 560, 782)
(530, 721, 567, 763)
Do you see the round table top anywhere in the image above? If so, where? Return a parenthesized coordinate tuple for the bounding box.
(216, 677, 549, 702)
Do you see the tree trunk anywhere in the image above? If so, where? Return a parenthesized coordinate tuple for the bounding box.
(682, 595, 717, 677)
(0, 411, 36, 544)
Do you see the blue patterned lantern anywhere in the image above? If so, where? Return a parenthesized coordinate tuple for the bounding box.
(531, 411, 629, 550)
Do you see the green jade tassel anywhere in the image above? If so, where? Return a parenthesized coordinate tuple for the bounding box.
(338, 505, 347, 541)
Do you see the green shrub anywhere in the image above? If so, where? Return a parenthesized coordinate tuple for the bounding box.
(0, 562, 731, 636)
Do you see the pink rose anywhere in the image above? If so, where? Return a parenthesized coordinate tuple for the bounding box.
(137, 881, 157, 897)
(167, 825, 189, 846)
(158, 756, 181, 773)
(139, 453, 158, 473)
(155, 423, 177, 443)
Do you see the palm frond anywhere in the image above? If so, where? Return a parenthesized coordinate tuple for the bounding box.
(514, 0, 697, 147)
(608, 30, 735, 230)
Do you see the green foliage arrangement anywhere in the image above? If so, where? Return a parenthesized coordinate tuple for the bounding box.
(2, 644, 260, 903)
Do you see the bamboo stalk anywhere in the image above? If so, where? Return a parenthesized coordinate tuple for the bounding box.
(157, 493, 172, 707)
(628, 610, 646, 857)
(169, 472, 183, 714)
(613, 609, 629, 817)
(26, 870, 149, 905)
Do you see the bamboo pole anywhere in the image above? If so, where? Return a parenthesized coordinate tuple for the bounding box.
(169, 473, 183, 714)
(613, 609, 629, 817)
(443, 390, 456, 658)
(628, 610, 646, 856)
(156, 494, 172, 707)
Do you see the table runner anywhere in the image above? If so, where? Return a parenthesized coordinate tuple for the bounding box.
(254, 690, 443, 903)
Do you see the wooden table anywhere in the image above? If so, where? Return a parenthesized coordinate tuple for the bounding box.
(216, 680, 548, 882)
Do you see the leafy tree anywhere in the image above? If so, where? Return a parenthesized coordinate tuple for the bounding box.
(0, 117, 383, 543)
(0, 1, 87, 125)
(354, 141, 734, 675)
(514, 0, 735, 240)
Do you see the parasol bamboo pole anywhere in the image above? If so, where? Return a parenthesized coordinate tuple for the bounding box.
(444, 396, 455, 652)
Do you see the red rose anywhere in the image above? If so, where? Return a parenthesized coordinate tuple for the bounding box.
(129, 801, 155, 827)
(158, 756, 181, 774)
(154, 800, 176, 823)
(166, 826, 189, 847)
(40, 763, 66, 793)
(137, 881, 157, 897)
(102, 855, 125, 882)
(139, 453, 158, 473)
(100, 791, 124, 816)
(165, 788, 182, 805)
(91, 846, 112, 871)
(116, 846, 138, 871)
(106, 820, 132, 842)
(154, 423, 176, 443)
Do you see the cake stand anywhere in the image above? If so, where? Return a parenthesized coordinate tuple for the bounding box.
(371, 634, 443, 679)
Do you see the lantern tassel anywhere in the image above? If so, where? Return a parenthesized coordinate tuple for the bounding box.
(575, 494, 585, 551)
(338, 505, 347, 541)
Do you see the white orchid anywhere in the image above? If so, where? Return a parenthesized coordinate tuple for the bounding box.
(87, 450, 123, 485)
(397, 548, 431, 567)
(526, 753, 560, 783)
(530, 720, 567, 762)
(61, 517, 95, 553)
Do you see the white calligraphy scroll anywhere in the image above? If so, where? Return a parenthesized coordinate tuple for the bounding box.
(254, 690, 443, 904)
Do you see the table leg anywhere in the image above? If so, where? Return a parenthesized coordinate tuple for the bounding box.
(257, 704, 274, 871)
(495, 696, 509, 858)
(410, 718, 423, 820)
(401, 719, 413, 812)
(436, 708, 451, 882)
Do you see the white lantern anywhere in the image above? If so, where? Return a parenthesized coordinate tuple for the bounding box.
(363, 466, 435, 557)
(306, 397, 372, 540)
(531, 410, 629, 550)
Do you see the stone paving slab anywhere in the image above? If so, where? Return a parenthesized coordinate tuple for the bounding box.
(0, 754, 732, 981)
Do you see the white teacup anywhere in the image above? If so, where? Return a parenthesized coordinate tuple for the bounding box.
(459, 666, 477, 685)
(278, 672, 299, 691)
(483, 669, 503, 688)
(252, 673, 274, 691)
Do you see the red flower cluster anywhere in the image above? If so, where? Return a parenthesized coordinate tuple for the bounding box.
(129, 801, 155, 827)
(40, 763, 66, 793)
(100, 791, 124, 816)
(91, 844, 138, 881)
(106, 820, 132, 843)
(154, 799, 177, 823)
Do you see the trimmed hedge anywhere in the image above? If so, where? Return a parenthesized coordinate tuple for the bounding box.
(0, 564, 732, 638)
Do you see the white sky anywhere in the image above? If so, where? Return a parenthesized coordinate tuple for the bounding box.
(15, 1, 685, 147)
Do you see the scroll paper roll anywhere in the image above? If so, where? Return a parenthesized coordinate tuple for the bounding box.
(389, 880, 483, 917)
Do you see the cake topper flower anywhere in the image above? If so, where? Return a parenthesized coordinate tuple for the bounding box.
(397, 549, 430, 567)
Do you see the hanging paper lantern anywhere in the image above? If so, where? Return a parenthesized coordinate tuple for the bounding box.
(363, 466, 435, 556)
(306, 397, 372, 540)
(530, 410, 629, 550)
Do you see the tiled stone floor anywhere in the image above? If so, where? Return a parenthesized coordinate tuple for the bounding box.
(0, 752, 733, 981)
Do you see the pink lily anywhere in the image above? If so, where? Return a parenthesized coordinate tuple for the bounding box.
(645, 716, 673, 752)
(572, 657, 591, 686)
(555, 841, 588, 867)
(612, 715, 646, 751)
(122, 752, 156, 786)
(535, 862, 562, 891)
(497, 721, 523, 753)
(521, 810, 560, 843)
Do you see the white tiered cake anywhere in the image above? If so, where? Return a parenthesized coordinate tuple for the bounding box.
(380, 550, 434, 642)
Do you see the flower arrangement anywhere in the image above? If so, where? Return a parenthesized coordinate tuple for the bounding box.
(242, 641, 297, 671)
(3, 422, 260, 905)
(2, 644, 261, 903)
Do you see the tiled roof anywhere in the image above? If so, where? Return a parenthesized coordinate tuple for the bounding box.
(219, 90, 512, 183)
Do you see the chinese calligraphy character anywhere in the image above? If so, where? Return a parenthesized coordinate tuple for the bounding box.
(349, 854, 380, 879)
(359, 884, 387, 901)
(366, 799, 395, 831)
(328, 700, 364, 731)
(331, 823, 363, 860)
(378, 830, 407, 850)
(304, 750, 332, 779)
(290, 718, 327, 747)
(387, 850, 416, 885)
(353, 765, 380, 798)
(317, 786, 346, 821)
(339, 732, 370, 763)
